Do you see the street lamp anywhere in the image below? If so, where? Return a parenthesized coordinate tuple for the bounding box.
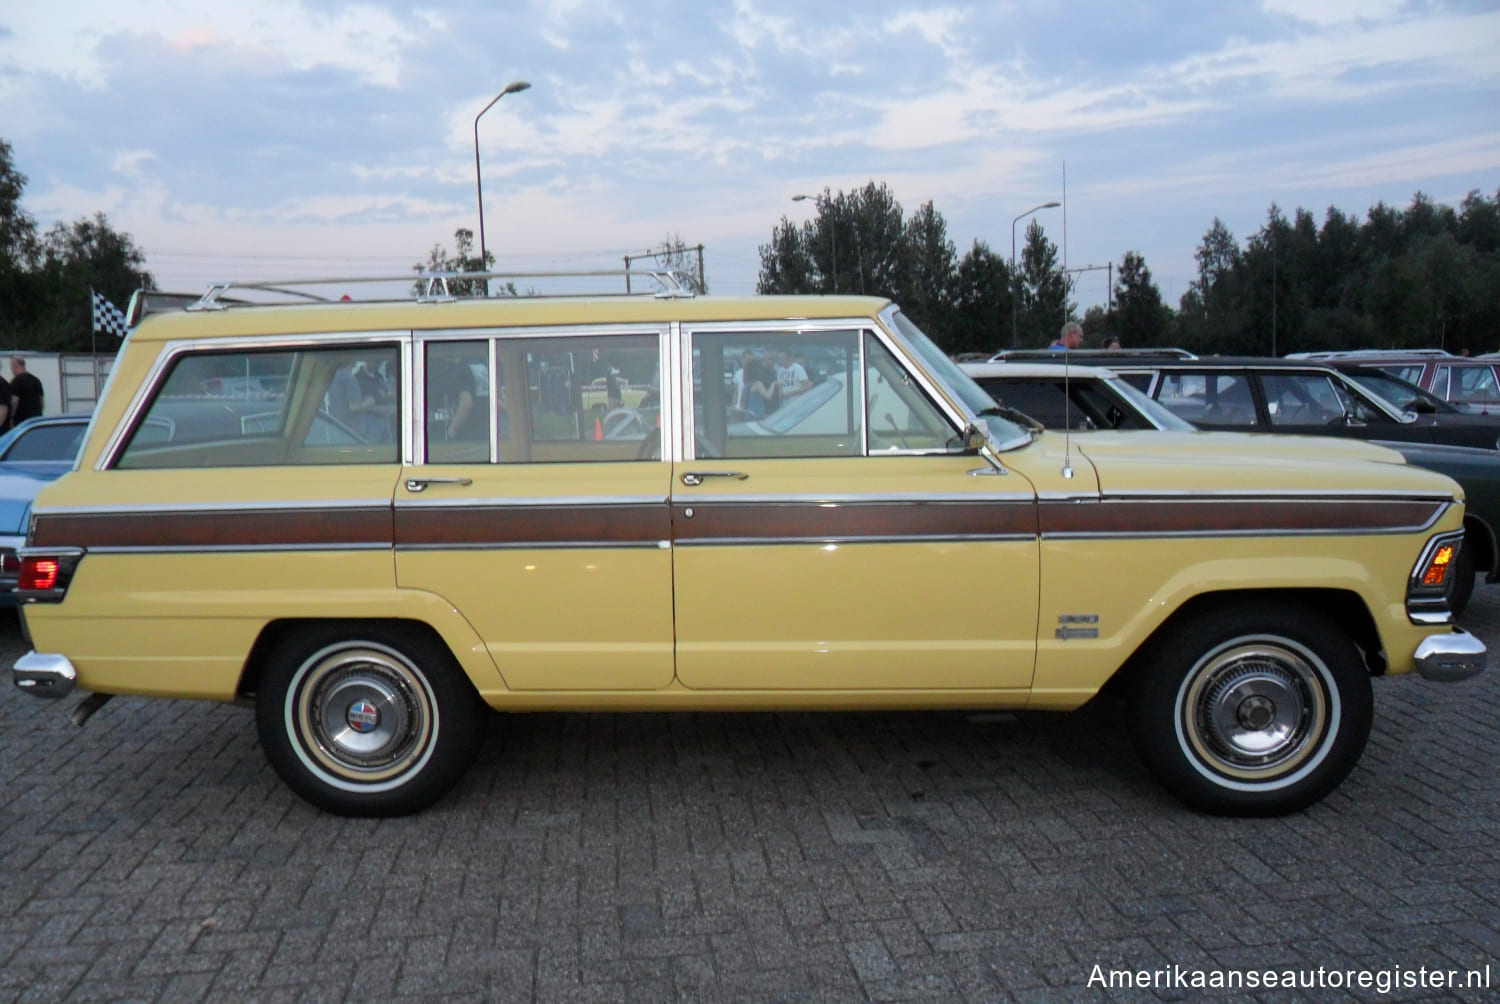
(792, 193, 837, 293)
(473, 80, 531, 294)
(1011, 201, 1061, 347)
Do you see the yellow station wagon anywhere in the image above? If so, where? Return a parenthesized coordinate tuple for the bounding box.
(10, 271, 1487, 817)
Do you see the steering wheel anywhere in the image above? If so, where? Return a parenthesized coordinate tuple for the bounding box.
(602, 408, 646, 439)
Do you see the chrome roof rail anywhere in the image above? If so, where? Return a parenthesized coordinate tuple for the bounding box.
(186, 268, 700, 311)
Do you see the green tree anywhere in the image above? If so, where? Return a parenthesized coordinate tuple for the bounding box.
(1016, 220, 1073, 347)
(1113, 251, 1167, 346)
(900, 200, 956, 343)
(1, 139, 41, 343)
(949, 240, 1011, 356)
(757, 217, 811, 295)
(414, 227, 488, 297)
(27, 212, 150, 351)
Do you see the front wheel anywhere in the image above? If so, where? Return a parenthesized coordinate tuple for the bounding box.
(255, 624, 484, 817)
(1129, 604, 1373, 816)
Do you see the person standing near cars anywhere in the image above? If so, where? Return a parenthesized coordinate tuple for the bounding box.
(0, 370, 11, 433)
(1049, 322, 1083, 352)
(9, 357, 43, 422)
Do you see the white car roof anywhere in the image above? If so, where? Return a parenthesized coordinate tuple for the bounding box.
(959, 361, 1121, 380)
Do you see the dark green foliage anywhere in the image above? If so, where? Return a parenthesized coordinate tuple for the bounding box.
(1178, 189, 1500, 355)
(1, 140, 152, 351)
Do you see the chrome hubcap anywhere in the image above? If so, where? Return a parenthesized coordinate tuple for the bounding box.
(1179, 642, 1329, 781)
(287, 644, 436, 789)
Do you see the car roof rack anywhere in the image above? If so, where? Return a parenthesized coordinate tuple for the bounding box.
(986, 347, 1197, 363)
(184, 268, 701, 312)
(1285, 349, 1454, 359)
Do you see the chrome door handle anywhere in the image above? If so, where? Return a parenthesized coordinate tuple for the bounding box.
(405, 476, 474, 493)
(680, 471, 749, 486)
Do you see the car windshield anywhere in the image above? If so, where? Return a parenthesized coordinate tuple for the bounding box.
(886, 310, 1031, 450)
(1342, 369, 1450, 413)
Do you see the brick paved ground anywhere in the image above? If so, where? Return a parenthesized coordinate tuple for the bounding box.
(1, 596, 1496, 1002)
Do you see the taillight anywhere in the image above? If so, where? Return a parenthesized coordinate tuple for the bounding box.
(0, 550, 19, 575)
(19, 557, 60, 591)
(14, 548, 84, 602)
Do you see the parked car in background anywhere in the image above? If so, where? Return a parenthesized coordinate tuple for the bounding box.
(980, 357, 1500, 612)
(0, 415, 90, 464)
(1338, 353, 1500, 415)
(0, 416, 88, 604)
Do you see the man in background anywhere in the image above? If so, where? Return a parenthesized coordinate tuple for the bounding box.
(1049, 322, 1083, 352)
(9, 357, 43, 423)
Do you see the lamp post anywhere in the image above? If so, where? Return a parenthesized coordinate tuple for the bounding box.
(1011, 201, 1061, 347)
(792, 193, 837, 293)
(473, 80, 531, 293)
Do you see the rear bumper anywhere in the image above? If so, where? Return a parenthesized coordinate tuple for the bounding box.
(13, 651, 76, 698)
(1412, 629, 1487, 682)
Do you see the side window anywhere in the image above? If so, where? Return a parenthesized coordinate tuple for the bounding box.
(3, 423, 86, 462)
(1453, 365, 1499, 404)
(691, 330, 861, 459)
(425, 341, 490, 463)
(864, 334, 961, 452)
(116, 344, 401, 468)
(1155, 372, 1257, 427)
(424, 334, 660, 464)
(1261, 373, 1346, 426)
(975, 378, 1069, 428)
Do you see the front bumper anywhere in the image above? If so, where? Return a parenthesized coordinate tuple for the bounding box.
(1413, 629, 1487, 682)
(13, 651, 76, 698)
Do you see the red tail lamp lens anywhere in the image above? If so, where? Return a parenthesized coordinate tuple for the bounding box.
(19, 557, 60, 591)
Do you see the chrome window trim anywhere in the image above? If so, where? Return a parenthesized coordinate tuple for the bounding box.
(680, 318, 873, 461)
(873, 305, 980, 445)
(97, 330, 413, 471)
(411, 323, 672, 467)
(676, 492, 1037, 505)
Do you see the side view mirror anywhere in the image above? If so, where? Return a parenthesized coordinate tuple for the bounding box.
(962, 423, 989, 453)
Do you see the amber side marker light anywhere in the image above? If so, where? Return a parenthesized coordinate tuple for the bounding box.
(19, 557, 60, 592)
(1421, 544, 1455, 587)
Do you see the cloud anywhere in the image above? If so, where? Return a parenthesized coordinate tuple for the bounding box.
(0, 2, 419, 89)
(1261, 0, 1409, 27)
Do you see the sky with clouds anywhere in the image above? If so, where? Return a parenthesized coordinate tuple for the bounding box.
(3, 0, 1497, 314)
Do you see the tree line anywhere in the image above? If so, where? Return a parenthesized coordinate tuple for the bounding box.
(1, 140, 153, 352)
(8, 130, 1498, 359)
(759, 182, 1500, 357)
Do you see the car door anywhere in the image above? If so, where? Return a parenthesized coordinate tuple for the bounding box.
(670, 324, 1040, 692)
(395, 330, 675, 691)
(1258, 370, 1415, 443)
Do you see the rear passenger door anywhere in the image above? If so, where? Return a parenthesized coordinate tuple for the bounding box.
(395, 329, 675, 691)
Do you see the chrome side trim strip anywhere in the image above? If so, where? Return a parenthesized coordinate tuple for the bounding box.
(394, 495, 667, 510)
(674, 534, 1033, 547)
(35, 498, 395, 517)
(396, 540, 670, 551)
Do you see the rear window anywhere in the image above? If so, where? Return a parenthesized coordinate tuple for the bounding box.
(115, 345, 401, 468)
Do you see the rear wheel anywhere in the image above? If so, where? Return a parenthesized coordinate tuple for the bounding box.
(1129, 604, 1372, 816)
(255, 623, 484, 817)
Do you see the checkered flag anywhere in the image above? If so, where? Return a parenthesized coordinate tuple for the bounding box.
(91, 288, 129, 338)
